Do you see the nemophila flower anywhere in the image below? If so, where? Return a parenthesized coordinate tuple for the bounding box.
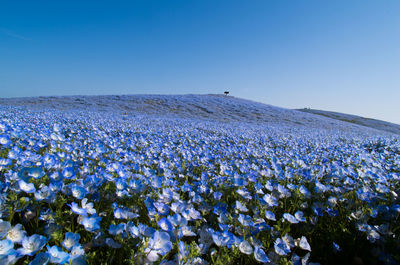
(158, 217, 173, 232)
(49, 172, 62, 182)
(114, 207, 137, 220)
(62, 167, 75, 179)
(62, 232, 81, 251)
(79, 216, 101, 232)
(6, 224, 26, 244)
(184, 207, 202, 220)
(181, 226, 196, 237)
(265, 210, 276, 221)
(235, 201, 248, 212)
(213, 191, 223, 200)
(297, 236, 311, 251)
(239, 240, 253, 255)
(145, 231, 173, 262)
(283, 213, 299, 224)
(0, 220, 11, 238)
(294, 211, 306, 222)
(254, 246, 270, 263)
(238, 214, 253, 226)
(274, 238, 291, 256)
(69, 202, 87, 216)
(327, 196, 337, 207)
(313, 207, 324, 217)
(28, 167, 45, 179)
(81, 198, 96, 215)
(46, 245, 70, 264)
(167, 213, 187, 227)
(0, 239, 14, 256)
(236, 188, 252, 200)
(35, 185, 55, 202)
(277, 184, 291, 198)
(315, 181, 328, 193)
(29, 252, 51, 265)
(263, 194, 278, 208)
(153, 202, 170, 215)
(71, 185, 87, 200)
(18, 179, 36, 193)
(67, 245, 83, 259)
(108, 223, 126, 236)
(282, 234, 295, 249)
(139, 223, 155, 237)
(49, 181, 63, 193)
(210, 230, 228, 247)
(17, 234, 47, 256)
(126, 222, 140, 238)
(367, 228, 380, 243)
(0, 158, 12, 168)
(0, 134, 11, 147)
(171, 202, 187, 214)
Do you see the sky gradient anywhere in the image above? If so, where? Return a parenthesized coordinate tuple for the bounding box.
(1, 1, 399, 123)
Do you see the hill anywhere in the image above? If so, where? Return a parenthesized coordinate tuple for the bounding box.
(0, 94, 397, 136)
(296, 108, 400, 135)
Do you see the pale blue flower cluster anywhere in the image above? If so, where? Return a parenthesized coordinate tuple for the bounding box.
(0, 108, 399, 264)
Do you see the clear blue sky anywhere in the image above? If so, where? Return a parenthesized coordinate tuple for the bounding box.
(1, 0, 399, 123)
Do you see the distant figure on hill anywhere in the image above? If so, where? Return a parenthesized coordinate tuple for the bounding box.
(224, 91, 229, 95)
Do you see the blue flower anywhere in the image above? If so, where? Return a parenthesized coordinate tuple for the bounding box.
(238, 240, 253, 255)
(17, 234, 47, 256)
(0, 134, 12, 147)
(265, 210, 276, 221)
(263, 194, 278, 208)
(29, 252, 50, 265)
(297, 236, 311, 251)
(145, 231, 173, 262)
(0, 220, 11, 238)
(0, 239, 14, 256)
(213, 191, 223, 200)
(153, 202, 170, 215)
(254, 246, 270, 263)
(6, 224, 26, 244)
(235, 201, 248, 212)
(157, 217, 173, 232)
(70, 185, 87, 200)
(68, 202, 87, 216)
(62, 167, 75, 179)
(62, 232, 81, 251)
(238, 214, 253, 226)
(283, 213, 299, 224)
(108, 223, 126, 235)
(79, 216, 102, 232)
(18, 180, 36, 193)
(126, 222, 140, 238)
(46, 245, 70, 264)
(274, 238, 291, 256)
(294, 211, 306, 222)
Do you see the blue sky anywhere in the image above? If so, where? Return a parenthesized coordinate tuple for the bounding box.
(1, 0, 399, 123)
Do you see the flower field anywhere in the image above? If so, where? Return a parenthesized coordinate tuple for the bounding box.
(0, 107, 399, 265)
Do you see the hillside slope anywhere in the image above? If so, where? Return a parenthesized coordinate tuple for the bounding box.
(296, 108, 400, 135)
(0, 94, 396, 136)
